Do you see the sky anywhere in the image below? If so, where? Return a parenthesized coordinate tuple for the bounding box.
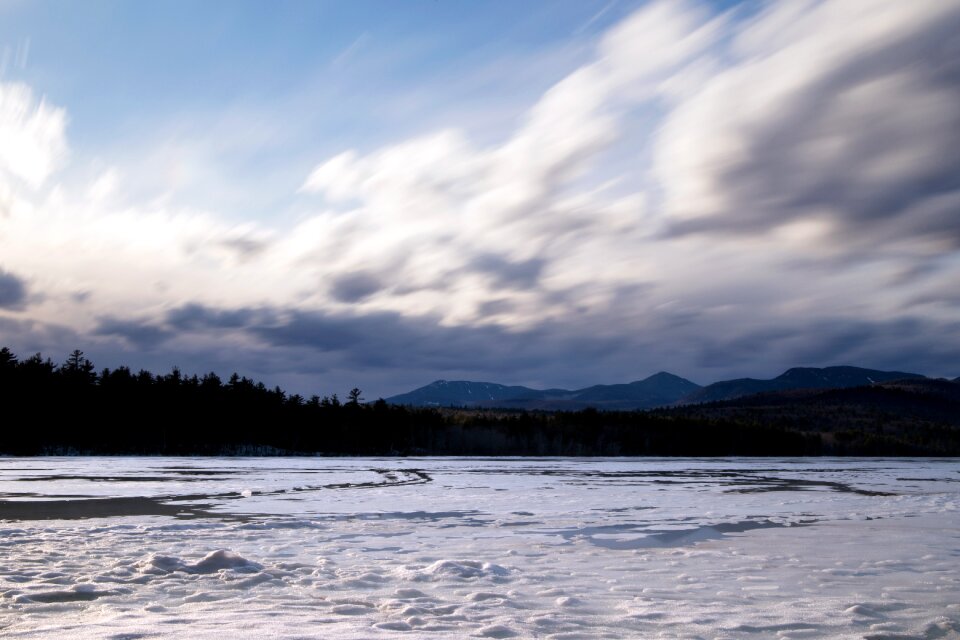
(1, 0, 958, 398)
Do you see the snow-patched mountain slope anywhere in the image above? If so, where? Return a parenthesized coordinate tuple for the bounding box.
(386, 367, 931, 410)
(679, 366, 925, 405)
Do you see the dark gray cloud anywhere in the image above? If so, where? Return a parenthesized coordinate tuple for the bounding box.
(329, 271, 383, 303)
(141, 302, 626, 377)
(164, 303, 271, 334)
(689, 316, 960, 381)
(4, 298, 959, 396)
(165, 303, 263, 331)
(0, 315, 90, 363)
(0, 268, 28, 310)
(693, 327, 797, 369)
(250, 308, 620, 372)
(466, 253, 546, 289)
(907, 289, 960, 309)
(695, 322, 884, 372)
(664, 4, 960, 249)
(73, 298, 960, 394)
(476, 298, 514, 317)
(95, 317, 173, 349)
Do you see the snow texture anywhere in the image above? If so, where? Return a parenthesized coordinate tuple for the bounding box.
(0, 457, 958, 638)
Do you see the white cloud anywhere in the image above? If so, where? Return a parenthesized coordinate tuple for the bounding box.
(298, 1, 726, 324)
(86, 167, 119, 202)
(0, 82, 67, 188)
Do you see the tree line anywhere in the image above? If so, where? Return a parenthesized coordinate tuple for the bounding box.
(1, 347, 956, 456)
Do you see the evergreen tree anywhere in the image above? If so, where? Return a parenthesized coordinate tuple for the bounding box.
(62, 349, 96, 384)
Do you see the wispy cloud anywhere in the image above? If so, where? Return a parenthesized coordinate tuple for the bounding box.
(573, 0, 619, 35)
(330, 31, 371, 70)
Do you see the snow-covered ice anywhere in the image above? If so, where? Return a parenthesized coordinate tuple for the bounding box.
(0, 457, 958, 638)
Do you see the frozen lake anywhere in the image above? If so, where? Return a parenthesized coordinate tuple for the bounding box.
(1, 457, 958, 639)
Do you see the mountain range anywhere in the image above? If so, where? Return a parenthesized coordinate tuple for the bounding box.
(385, 366, 943, 410)
(682, 366, 925, 405)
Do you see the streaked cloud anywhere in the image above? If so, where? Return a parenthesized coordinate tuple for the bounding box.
(658, 0, 960, 251)
(0, 0, 957, 395)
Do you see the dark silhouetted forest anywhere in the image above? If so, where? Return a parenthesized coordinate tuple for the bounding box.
(1, 347, 957, 456)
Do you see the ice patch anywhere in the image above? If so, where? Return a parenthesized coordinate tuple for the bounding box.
(16, 583, 113, 603)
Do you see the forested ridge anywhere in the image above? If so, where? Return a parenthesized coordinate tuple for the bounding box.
(1, 347, 957, 456)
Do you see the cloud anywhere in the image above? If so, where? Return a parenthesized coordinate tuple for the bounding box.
(329, 271, 383, 303)
(1, 1, 958, 395)
(330, 32, 371, 70)
(690, 315, 960, 380)
(62, 300, 960, 394)
(144, 302, 631, 377)
(0, 267, 27, 309)
(656, 0, 960, 250)
(296, 1, 722, 321)
(94, 317, 173, 349)
(214, 229, 275, 263)
(165, 303, 263, 331)
(466, 254, 546, 290)
(0, 82, 67, 188)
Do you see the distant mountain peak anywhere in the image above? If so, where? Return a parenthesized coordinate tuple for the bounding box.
(644, 371, 694, 382)
(389, 366, 929, 411)
(387, 373, 700, 410)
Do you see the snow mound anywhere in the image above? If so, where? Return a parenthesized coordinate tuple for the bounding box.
(476, 624, 519, 638)
(137, 550, 262, 575)
(405, 559, 509, 582)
